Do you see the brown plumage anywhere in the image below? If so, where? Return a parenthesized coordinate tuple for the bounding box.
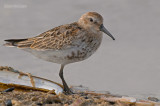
(4, 12, 115, 94)
(5, 22, 84, 50)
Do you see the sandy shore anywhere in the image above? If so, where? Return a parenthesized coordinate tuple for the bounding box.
(0, 66, 160, 106)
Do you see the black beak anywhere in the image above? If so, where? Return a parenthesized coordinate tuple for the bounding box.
(100, 24, 115, 40)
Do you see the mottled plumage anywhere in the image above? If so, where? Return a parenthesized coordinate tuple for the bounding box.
(4, 12, 115, 94)
(17, 22, 83, 50)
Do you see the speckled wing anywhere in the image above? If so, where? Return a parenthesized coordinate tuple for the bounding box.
(16, 22, 84, 50)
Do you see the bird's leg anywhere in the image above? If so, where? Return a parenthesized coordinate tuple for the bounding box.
(59, 65, 73, 94)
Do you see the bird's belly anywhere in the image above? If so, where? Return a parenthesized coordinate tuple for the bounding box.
(24, 39, 101, 65)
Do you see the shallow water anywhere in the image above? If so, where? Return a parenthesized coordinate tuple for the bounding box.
(0, 0, 160, 99)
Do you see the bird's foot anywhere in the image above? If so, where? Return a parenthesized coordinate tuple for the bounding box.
(63, 86, 74, 95)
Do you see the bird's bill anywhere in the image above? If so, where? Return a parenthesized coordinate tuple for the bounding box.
(100, 24, 115, 40)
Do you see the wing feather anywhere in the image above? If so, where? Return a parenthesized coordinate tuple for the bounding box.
(16, 22, 83, 50)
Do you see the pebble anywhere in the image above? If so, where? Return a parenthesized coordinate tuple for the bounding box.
(5, 99, 12, 106)
(148, 97, 159, 102)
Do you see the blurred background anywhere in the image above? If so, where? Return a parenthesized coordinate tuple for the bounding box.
(0, 0, 160, 99)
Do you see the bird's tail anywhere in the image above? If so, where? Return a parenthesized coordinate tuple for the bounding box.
(3, 39, 27, 47)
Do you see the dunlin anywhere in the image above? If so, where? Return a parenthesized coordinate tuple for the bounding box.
(4, 12, 115, 94)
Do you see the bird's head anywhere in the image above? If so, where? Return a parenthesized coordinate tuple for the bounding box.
(78, 12, 115, 40)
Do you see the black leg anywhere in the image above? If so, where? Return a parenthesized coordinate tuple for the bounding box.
(59, 65, 73, 94)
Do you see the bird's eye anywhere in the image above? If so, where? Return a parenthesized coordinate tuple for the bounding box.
(89, 18, 93, 22)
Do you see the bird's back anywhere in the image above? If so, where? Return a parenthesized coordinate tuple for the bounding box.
(4, 22, 85, 50)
